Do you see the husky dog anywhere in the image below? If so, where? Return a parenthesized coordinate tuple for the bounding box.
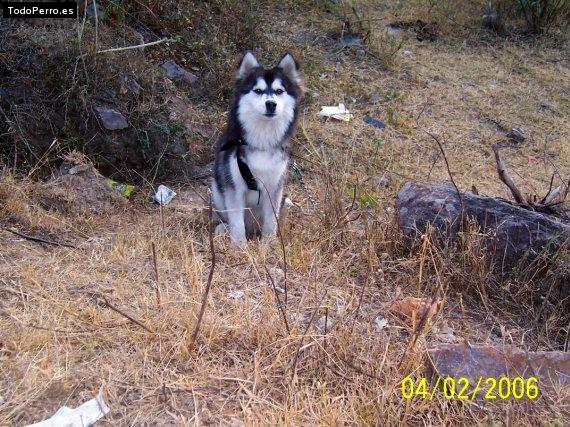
(211, 52, 302, 246)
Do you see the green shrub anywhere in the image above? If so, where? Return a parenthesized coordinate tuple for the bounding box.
(515, 0, 569, 34)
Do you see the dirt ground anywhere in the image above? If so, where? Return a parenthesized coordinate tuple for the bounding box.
(1, 1, 569, 425)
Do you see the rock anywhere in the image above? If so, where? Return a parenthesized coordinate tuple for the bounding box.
(119, 76, 143, 96)
(540, 100, 553, 109)
(85, 2, 105, 21)
(340, 35, 362, 47)
(315, 315, 336, 333)
(41, 152, 128, 215)
(397, 181, 570, 269)
(161, 60, 198, 84)
(372, 173, 393, 189)
(426, 343, 570, 389)
(373, 316, 389, 331)
(363, 115, 386, 129)
(386, 26, 403, 36)
(94, 106, 128, 131)
(482, 11, 504, 33)
(369, 93, 381, 104)
(507, 126, 526, 143)
(228, 289, 244, 299)
(402, 50, 413, 57)
(135, 25, 160, 43)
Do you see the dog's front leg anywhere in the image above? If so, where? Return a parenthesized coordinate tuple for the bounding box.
(225, 193, 247, 247)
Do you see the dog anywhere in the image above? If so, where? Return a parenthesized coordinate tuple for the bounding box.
(211, 52, 302, 247)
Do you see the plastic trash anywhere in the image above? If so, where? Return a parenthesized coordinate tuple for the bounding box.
(28, 388, 109, 427)
(107, 179, 136, 198)
(153, 185, 177, 205)
(319, 103, 353, 122)
(363, 115, 386, 129)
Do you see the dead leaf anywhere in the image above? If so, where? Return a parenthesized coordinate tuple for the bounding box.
(388, 296, 441, 327)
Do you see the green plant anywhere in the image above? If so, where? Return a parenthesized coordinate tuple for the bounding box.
(516, 0, 570, 34)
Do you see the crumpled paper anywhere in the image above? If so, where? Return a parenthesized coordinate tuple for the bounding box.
(319, 103, 353, 122)
(28, 388, 110, 427)
(153, 184, 177, 205)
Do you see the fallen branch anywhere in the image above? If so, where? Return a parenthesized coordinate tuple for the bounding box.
(96, 38, 176, 55)
(4, 227, 77, 249)
(492, 144, 526, 205)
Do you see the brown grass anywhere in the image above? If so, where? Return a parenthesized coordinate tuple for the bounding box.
(1, 0, 569, 425)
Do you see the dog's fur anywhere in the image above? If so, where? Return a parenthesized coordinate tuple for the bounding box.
(211, 52, 302, 246)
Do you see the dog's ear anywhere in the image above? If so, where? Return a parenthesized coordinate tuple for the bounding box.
(236, 51, 259, 79)
(277, 53, 300, 84)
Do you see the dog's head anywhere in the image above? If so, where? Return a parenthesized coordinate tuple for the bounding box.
(234, 52, 301, 130)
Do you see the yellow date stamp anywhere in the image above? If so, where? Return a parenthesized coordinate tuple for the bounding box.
(400, 376, 540, 400)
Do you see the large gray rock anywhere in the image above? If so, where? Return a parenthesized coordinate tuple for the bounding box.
(161, 60, 198, 84)
(397, 181, 569, 269)
(94, 106, 128, 131)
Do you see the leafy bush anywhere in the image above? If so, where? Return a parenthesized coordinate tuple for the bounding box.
(516, 0, 570, 34)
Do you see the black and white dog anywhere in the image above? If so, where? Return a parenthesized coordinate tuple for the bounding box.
(211, 52, 302, 247)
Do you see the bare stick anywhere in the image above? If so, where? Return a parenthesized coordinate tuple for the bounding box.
(4, 228, 77, 249)
(100, 296, 154, 333)
(258, 179, 288, 310)
(543, 186, 562, 206)
(96, 38, 176, 55)
(492, 144, 526, 204)
(290, 291, 327, 380)
(416, 105, 464, 214)
(151, 242, 161, 306)
(190, 193, 216, 347)
(93, 0, 99, 52)
(540, 174, 556, 205)
(264, 265, 290, 334)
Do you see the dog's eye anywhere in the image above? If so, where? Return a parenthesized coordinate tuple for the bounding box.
(254, 88, 263, 94)
(275, 89, 284, 95)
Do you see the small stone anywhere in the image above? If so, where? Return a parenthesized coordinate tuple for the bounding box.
(119, 76, 143, 96)
(373, 173, 393, 188)
(387, 26, 402, 36)
(507, 126, 526, 143)
(228, 289, 244, 299)
(161, 60, 198, 84)
(363, 115, 386, 129)
(85, 2, 105, 21)
(135, 25, 160, 43)
(94, 106, 128, 130)
(340, 35, 362, 47)
(540, 100, 552, 109)
(374, 316, 389, 331)
(402, 50, 413, 56)
(315, 315, 336, 333)
(369, 93, 381, 104)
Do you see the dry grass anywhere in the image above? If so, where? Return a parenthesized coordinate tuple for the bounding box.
(1, 0, 569, 425)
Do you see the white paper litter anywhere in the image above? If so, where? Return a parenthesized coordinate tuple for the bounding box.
(28, 389, 110, 427)
(318, 103, 353, 122)
(153, 184, 177, 205)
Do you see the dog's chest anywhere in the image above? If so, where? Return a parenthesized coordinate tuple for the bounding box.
(245, 149, 288, 190)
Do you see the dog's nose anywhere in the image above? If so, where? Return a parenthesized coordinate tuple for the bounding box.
(265, 100, 277, 114)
